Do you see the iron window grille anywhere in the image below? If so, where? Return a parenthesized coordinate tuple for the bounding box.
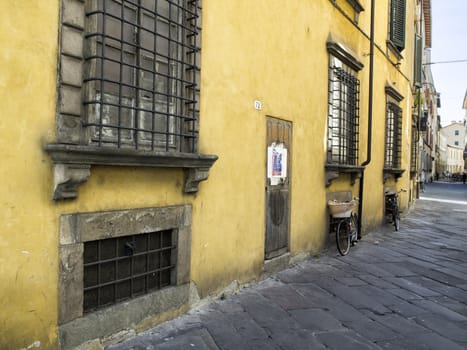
(83, 0, 199, 152)
(410, 125, 418, 173)
(384, 102, 402, 169)
(83, 230, 175, 313)
(327, 61, 360, 166)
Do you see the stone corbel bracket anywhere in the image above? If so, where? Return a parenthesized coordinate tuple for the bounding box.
(46, 144, 218, 200)
(325, 164, 364, 187)
(383, 168, 405, 183)
(53, 163, 91, 200)
(184, 167, 211, 193)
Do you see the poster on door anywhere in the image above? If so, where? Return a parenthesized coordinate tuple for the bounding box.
(267, 143, 287, 185)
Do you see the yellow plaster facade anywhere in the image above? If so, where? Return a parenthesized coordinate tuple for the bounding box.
(1, 0, 419, 348)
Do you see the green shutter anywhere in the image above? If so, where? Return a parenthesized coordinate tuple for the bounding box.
(390, 0, 406, 51)
(414, 34, 422, 87)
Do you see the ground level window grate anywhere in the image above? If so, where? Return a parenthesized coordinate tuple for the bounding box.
(83, 230, 175, 313)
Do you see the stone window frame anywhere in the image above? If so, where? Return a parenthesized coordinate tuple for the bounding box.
(58, 204, 192, 349)
(383, 84, 405, 182)
(325, 37, 365, 187)
(46, 0, 217, 201)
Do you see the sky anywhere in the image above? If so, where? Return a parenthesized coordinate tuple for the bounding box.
(430, 0, 467, 126)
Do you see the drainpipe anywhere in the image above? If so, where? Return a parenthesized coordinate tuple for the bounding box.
(357, 0, 375, 239)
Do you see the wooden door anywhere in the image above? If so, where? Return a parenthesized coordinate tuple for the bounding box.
(265, 117, 291, 259)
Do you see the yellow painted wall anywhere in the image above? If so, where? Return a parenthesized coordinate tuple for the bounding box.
(194, 0, 418, 294)
(0, 1, 61, 348)
(0, 0, 418, 348)
(0, 2, 192, 348)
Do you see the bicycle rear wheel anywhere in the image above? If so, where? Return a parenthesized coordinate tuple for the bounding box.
(393, 205, 400, 231)
(336, 220, 351, 256)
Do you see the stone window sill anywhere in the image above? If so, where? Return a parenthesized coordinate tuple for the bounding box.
(45, 143, 218, 200)
(325, 164, 365, 187)
(386, 40, 404, 62)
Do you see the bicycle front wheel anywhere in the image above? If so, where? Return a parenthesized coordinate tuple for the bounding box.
(336, 220, 351, 256)
(393, 206, 400, 231)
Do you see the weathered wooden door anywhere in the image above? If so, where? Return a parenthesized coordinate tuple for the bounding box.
(265, 117, 291, 259)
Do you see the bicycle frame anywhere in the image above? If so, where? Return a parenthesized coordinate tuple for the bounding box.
(384, 190, 405, 231)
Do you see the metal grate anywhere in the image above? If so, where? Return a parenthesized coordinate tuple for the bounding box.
(83, 230, 175, 313)
(327, 65, 360, 165)
(384, 102, 402, 168)
(410, 124, 418, 173)
(83, 0, 200, 152)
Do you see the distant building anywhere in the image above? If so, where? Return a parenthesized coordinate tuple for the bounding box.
(440, 121, 466, 175)
(445, 145, 465, 174)
(438, 133, 447, 176)
(441, 122, 466, 148)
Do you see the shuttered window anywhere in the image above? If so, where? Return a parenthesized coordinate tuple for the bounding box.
(389, 0, 406, 52)
(414, 34, 423, 87)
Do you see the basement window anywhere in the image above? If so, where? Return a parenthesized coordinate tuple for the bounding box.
(83, 230, 175, 313)
(58, 205, 192, 350)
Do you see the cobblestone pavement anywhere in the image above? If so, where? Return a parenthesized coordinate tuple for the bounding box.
(109, 183, 467, 349)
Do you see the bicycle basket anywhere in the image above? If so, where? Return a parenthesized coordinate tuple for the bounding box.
(327, 200, 357, 218)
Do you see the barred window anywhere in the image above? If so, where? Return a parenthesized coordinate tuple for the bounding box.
(327, 57, 360, 165)
(83, 230, 175, 313)
(410, 125, 418, 173)
(83, 0, 199, 152)
(384, 102, 402, 169)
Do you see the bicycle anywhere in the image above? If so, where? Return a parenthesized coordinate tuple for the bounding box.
(384, 189, 406, 231)
(328, 198, 359, 256)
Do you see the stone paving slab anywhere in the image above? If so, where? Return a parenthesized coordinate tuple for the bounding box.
(109, 184, 467, 350)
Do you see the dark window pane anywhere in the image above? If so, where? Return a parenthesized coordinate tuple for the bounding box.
(160, 269, 171, 287)
(117, 257, 131, 279)
(100, 261, 116, 283)
(100, 239, 117, 260)
(132, 276, 146, 295)
(149, 234, 160, 250)
(162, 230, 172, 247)
(100, 284, 115, 306)
(84, 241, 98, 263)
(147, 272, 159, 291)
(116, 280, 131, 301)
(161, 250, 171, 268)
(84, 265, 98, 288)
(84, 288, 98, 312)
(134, 233, 148, 253)
(133, 255, 147, 275)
